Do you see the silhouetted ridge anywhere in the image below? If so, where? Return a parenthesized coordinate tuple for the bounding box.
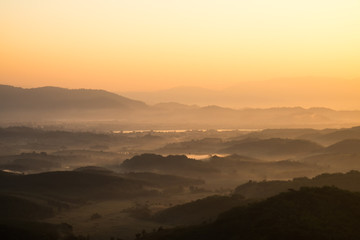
(0, 84, 147, 110)
(0, 170, 149, 200)
(317, 126, 360, 144)
(153, 194, 248, 225)
(120, 154, 218, 175)
(0, 194, 54, 220)
(0, 221, 78, 240)
(143, 187, 360, 240)
(234, 170, 360, 199)
(326, 139, 360, 153)
(2, 85, 360, 129)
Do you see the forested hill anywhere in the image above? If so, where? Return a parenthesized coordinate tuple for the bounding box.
(141, 187, 360, 240)
(234, 170, 360, 199)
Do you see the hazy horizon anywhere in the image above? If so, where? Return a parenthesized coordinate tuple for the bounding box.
(3, 2, 360, 240)
(2, 1, 359, 110)
(3, 77, 360, 111)
(1, 0, 360, 92)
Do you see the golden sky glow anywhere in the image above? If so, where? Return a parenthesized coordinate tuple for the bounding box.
(1, 0, 360, 92)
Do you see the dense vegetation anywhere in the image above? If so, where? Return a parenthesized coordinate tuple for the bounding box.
(153, 194, 249, 225)
(235, 170, 360, 199)
(142, 187, 360, 240)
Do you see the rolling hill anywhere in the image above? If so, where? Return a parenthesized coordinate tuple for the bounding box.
(219, 138, 323, 159)
(120, 154, 218, 177)
(0, 85, 148, 121)
(0, 85, 147, 111)
(153, 194, 248, 226)
(142, 187, 360, 240)
(234, 170, 360, 199)
(0, 169, 152, 201)
(2, 84, 360, 129)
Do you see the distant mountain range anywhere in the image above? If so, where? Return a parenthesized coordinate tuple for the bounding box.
(0, 84, 146, 111)
(119, 78, 360, 109)
(1, 84, 360, 129)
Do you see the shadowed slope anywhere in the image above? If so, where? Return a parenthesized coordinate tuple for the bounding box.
(143, 187, 360, 240)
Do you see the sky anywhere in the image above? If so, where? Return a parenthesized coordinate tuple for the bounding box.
(1, 0, 360, 93)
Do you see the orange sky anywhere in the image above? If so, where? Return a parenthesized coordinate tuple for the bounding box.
(1, 0, 360, 92)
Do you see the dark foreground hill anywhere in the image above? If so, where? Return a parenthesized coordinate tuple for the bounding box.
(0, 167, 204, 213)
(153, 194, 249, 226)
(0, 221, 82, 240)
(0, 169, 153, 201)
(152, 171, 360, 228)
(142, 187, 360, 240)
(0, 194, 54, 221)
(234, 170, 360, 199)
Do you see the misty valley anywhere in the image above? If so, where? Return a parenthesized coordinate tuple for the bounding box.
(2, 122, 360, 239)
(1, 85, 360, 240)
(2, 0, 360, 238)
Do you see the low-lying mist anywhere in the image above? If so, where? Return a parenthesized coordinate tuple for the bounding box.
(1, 124, 360, 239)
(2, 85, 360, 240)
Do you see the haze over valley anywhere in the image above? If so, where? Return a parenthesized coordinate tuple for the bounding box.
(1, 0, 360, 239)
(2, 84, 360, 131)
(120, 78, 360, 110)
(1, 86, 360, 239)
